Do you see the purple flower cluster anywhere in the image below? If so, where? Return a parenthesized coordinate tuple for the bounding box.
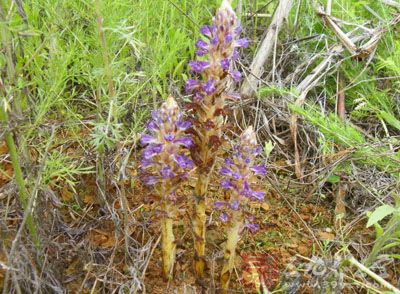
(185, 0, 248, 103)
(214, 127, 266, 233)
(140, 96, 194, 188)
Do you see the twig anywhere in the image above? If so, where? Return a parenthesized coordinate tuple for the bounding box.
(240, 0, 293, 98)
(289, 12, 399, 179)
(380, 0, 400, 10)
(347, 256, 400, 294)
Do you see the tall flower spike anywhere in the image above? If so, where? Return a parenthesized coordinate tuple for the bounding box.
(186, 0, 248, 279)
(218, 126, 266, 292)
(140, 96, 194, 280)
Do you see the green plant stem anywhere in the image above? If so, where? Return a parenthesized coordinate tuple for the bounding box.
(94, 0, 115, 207)
(364, 213, 400, 266)
(0, 106, 40, 248)
(0, 5, 22, 115)
(220, 210, 242, 292)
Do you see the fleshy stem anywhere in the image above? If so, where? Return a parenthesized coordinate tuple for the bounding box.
(160, 183, 175, 279)
(220, 210, 242, 292)
(0, 101, 40, 248)
(186, 0, 248, 278)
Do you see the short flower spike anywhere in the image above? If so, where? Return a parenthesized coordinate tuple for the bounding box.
(218, 126, 267, 292)
(139, 96, 194, 280)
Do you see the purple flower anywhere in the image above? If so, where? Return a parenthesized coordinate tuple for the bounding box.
(193, 92, 204, 102)
(189, 61, 209, 73)
(224, 158, 234, 165)
(195, 40, 209, 56)
(144, 176, 158, 186)
(185, 79, 199, 93)
(140, 159, 153, 169)
(177, 120, 191, 131)
(234, 26, 243, 36)
(252, 146, 263, 155)
(164, 133, 175, 142)
(151, 110, 162, 124)
(221, 179, 233, 189)
(143, 144, 163, 159)
(229, 200, 239, 211)
(225, 34, 233, 43)
(210, 37, 219, 46)
(221, 59, 230, 71)
(245, 223, 259, 234)
(173, 154, 194, 169)
(232, 49, 240, 60)
(196, 49, 208, 57)
(230, 70, 242, 82)
(141, 134, 156, 145)
(201, 79, 216, 95)
(251, 165, 266, 176)
(236, 38, 249, 48)
(220, 213, 229, 222)
(251, 191, 265, 201)
(214, 201, 226, 210)
(160, 166, 175, 179)
(240, 181, 252, 198)
(200, 25, 214, 38)
(146, 121, 158, 132)
(220, 166, 232, 176)
(196, 39, 209, 51)
(174, 137, 193, 148)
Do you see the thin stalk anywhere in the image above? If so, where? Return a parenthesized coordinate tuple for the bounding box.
(220, 210, 242, 292)
(347, 256, 400, 294)
(0, 105, 40, 248)
(94, 0, 115, 207)
(0, 5, 22, 115)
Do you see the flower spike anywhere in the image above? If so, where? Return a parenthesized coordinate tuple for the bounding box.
(218, 126, 266, 291)
(140, 96, 194, 280)
(186, 0, 248, 279)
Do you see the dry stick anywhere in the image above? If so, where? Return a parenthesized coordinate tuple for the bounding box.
(317, 8, 358, 55)
(240, 0, 293, 98)
(380, 0, 400, 10)
(347, 256, 400, 294)
(333, 74, 347, 230)
(290, 12, 398, 179)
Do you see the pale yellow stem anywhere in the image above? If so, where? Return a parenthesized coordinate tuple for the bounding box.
(193, 172, 207, 278)
(220, 211, 242, 292)
(161, 210, 175, 280)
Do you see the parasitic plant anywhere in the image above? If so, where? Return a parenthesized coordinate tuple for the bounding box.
(186, 0, 248, 277)
(140, 96, 194, 280)
(214, 126, 266, 291)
